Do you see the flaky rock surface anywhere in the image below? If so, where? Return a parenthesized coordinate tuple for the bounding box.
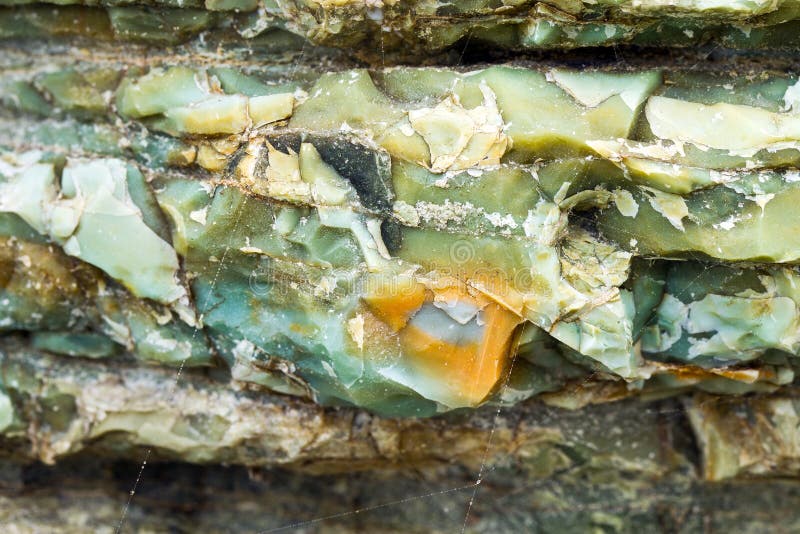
(4, 51, 800, 415)
(5, 0, 800, 57)
(2, 2, 800, 531)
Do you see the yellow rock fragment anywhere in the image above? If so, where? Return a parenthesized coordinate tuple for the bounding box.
(408, 83, 509, 173)
(248, 93, 295, 127)
(168, 145, 198, 166)
(347, 314, 365, 351)
(641, 186, 689, 231)
(196, 144, 228, 172)
(166, 95, 250, 135)
(298, 143, 352, 205)
(260, 142, 312, 203)
(646, 96, 800, 153)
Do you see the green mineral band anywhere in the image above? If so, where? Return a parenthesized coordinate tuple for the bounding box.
(2, 59, 800, 415)
(4, 1, 800, 52)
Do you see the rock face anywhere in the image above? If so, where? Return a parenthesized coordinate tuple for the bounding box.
(4, 0, 800, 55)
(3, 340, 800, 531)
(3, 339, 800, 482)
(3, 55, 800, 414)
(4, 456, 800, 533)
(2, 1, 800, 531)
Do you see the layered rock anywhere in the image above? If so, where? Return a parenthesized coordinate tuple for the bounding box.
(2, 8, 800, 531)
(3, 57, 800, 415)
(4, 0, 800, 54)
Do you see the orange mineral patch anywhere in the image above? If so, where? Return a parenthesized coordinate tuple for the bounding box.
(362, 275, 427, 331)
(400, 292, 521, 407)
(363, 276, 522, 406)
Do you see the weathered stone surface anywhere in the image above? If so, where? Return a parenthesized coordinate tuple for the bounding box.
(0, 337, 684, 471)
(4, 0, 800, 55)
(2, 457, 800, 533)
(2, 2, 800, 531)
(1, 338, 799, 488)
(1, 339, 800, 530)
(3, 55, 800, 415)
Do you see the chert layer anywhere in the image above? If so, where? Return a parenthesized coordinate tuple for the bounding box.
(4, 0, 800, 54)
(3, 58, 800, 415)
(2, 338, 800, 484)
